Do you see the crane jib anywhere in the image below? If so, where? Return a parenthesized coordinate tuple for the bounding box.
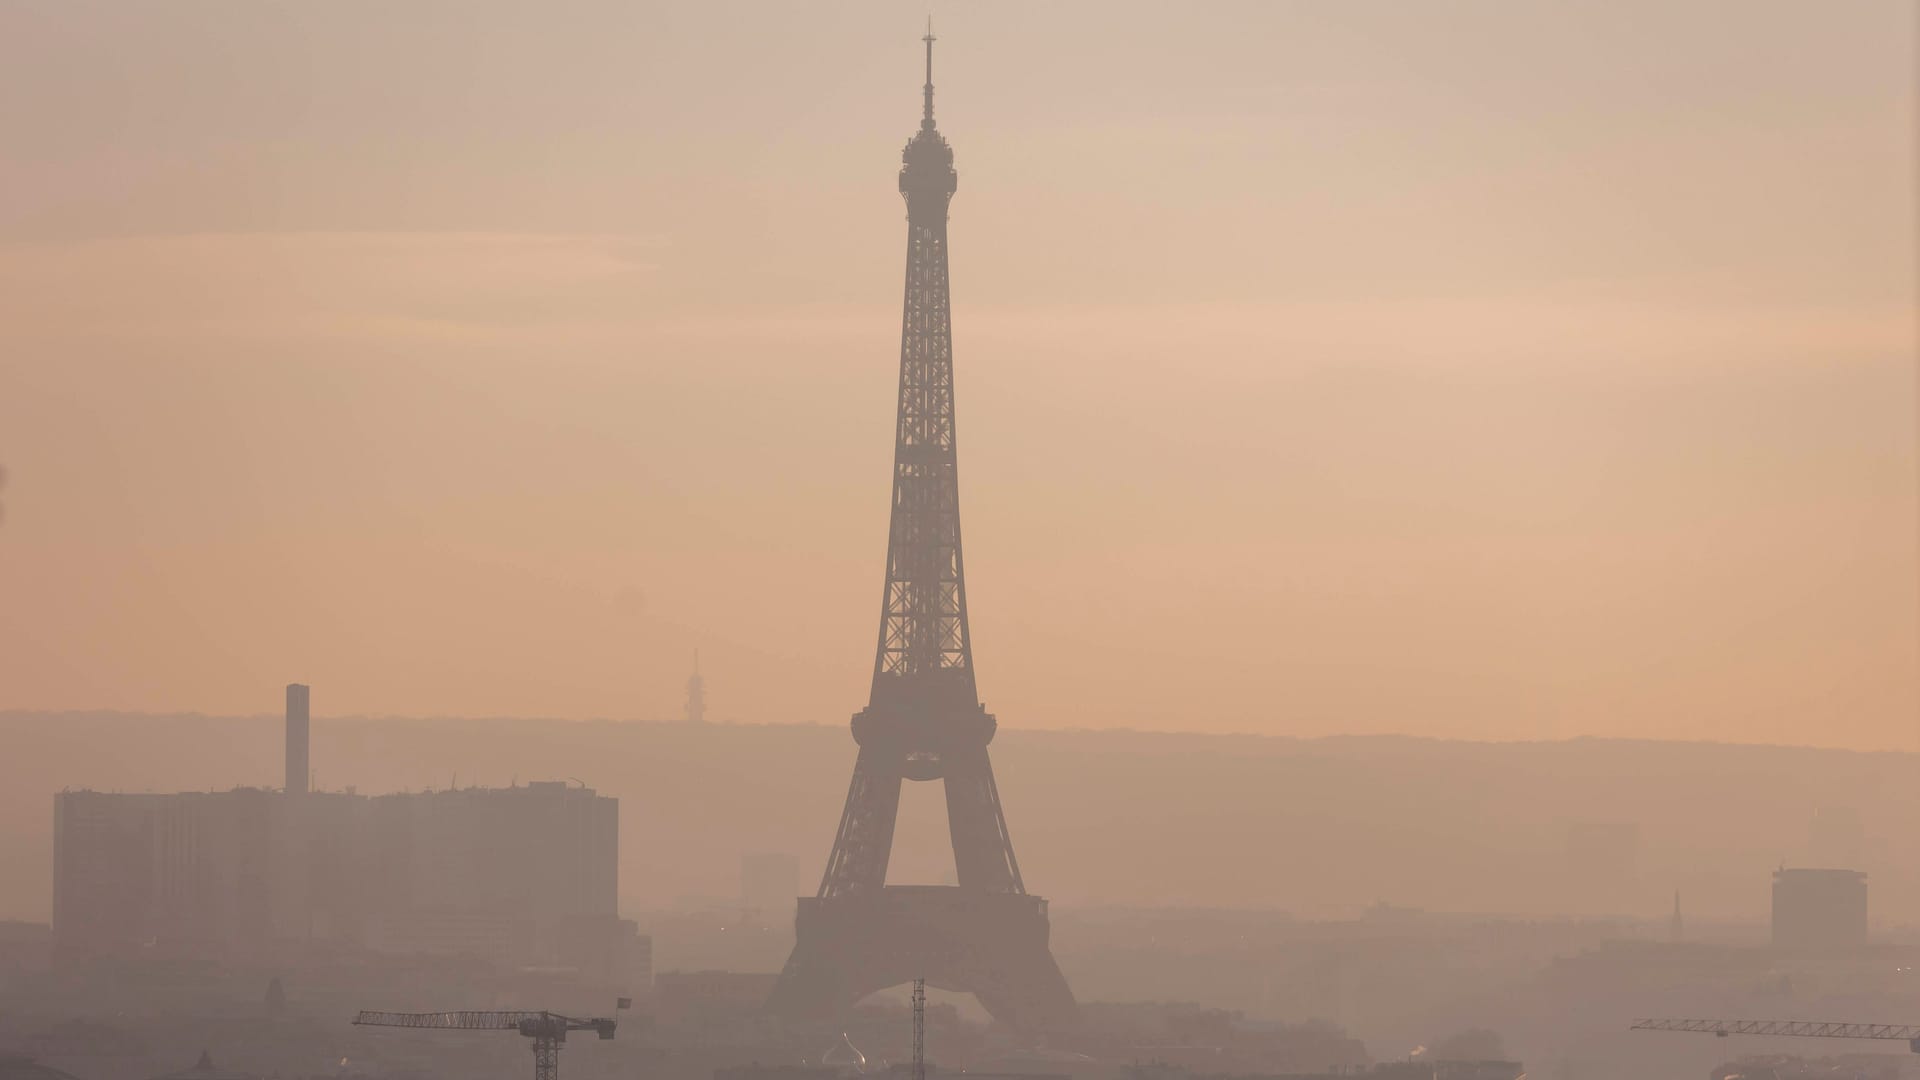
(350, 1009, 619, 1080)
(1632, 1017, 1920, 1053)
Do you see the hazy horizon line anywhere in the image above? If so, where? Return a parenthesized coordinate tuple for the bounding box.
(6, 707, 1912, 758)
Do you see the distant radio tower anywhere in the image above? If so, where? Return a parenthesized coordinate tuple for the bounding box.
(684, 651, 707, 724)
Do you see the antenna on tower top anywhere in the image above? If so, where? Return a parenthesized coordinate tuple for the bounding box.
(921, 19, 937, 128)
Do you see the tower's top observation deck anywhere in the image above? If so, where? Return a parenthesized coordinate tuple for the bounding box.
(900, 26, 956, 222)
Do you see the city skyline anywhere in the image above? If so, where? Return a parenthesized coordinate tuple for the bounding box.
(0, 11, 1917, 1077)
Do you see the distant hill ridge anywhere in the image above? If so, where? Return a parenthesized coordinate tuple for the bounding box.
(2, 712, 1914, 924)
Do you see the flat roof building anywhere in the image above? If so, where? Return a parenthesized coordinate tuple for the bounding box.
(52, 685, 638, 988)
(1773, 867, 1867, 952)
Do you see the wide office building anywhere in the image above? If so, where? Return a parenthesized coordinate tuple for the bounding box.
(52, 686, 638, 985)
(1772, 867, 1868, 951)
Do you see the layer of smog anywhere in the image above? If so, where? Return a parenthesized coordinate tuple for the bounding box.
(1, 5, 1915, 1080)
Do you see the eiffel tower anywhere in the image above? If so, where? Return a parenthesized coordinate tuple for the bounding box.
(766, 31, 1078, 1033)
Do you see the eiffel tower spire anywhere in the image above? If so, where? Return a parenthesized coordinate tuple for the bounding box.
(921, 19, 936, 129)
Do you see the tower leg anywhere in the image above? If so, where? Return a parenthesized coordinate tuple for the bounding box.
(818, 747, 905, 895)
(943, 749, 1023, 893)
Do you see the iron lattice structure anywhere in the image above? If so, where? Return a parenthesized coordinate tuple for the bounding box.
(352, 1010, 616, 1080)
(767, 31, 1078, 1034)
(1633, 1018, 1920, 1048)
(355, 1011, 553, 1030)
(816, 25, 1021, 902)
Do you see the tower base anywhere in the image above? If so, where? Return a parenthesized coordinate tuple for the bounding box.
(767, 885, 1078, 1034)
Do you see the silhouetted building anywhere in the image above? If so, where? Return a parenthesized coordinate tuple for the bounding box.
(51, 686, 633, 984)
(285, 683, 309, 796)
(52, 780, 627, 972)
(363, 779, 626, 976)
(1772, 867, 1867, 951)
(0, 920, 51, 974)
(275, 684, 312, 940)
(52, 787, 283, 956)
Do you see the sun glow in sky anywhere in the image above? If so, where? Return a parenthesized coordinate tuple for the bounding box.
(1, 1, 1914, 747)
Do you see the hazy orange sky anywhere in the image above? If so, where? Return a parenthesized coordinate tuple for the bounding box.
(1, 2, 1914, 748)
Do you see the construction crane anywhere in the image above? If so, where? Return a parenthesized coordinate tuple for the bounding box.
(352, 1010, 617, 1080)
(1632, 1017, 1920, 1053)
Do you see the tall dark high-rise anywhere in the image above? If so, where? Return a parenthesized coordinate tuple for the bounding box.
(285, 683, 309, 796)
(767, 32, 1078, 1033)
